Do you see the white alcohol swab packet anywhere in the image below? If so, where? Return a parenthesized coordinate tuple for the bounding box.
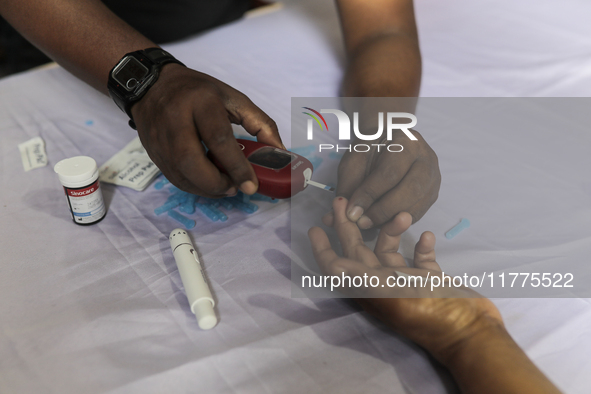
(18, 136, 48, 172)
(99, 137, 161, 191)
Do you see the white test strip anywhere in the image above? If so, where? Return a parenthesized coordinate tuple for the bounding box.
(306, 180, 335, 192)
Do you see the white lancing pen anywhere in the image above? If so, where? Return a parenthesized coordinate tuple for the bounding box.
(169, 228, 218, 330)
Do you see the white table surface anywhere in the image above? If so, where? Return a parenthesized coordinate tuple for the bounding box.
(2, 0, 591, 393)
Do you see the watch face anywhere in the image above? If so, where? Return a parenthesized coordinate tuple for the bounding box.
(247, 147, 295, 170)
(112, 57, 149, 91)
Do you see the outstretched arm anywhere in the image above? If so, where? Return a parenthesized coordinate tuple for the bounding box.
(336, 0, 421, 97)
(310, 197, 562, 394)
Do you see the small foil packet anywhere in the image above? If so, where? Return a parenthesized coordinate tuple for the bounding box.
(99, 137, 160, 191)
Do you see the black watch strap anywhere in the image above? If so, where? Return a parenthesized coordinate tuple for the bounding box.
(143, 47, 185, 68)
(107, 48, 185, 129)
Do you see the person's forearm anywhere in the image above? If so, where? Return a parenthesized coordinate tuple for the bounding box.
(0, 0, 155, 93)
(442, 324, 562, 394)
(336, 0, 421, 98)
(342, 32, 421, 97)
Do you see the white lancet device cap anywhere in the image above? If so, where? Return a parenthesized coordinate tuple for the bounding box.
(192, 299, 217, 330)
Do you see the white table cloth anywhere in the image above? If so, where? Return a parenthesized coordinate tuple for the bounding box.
(2, 0, 591, 393)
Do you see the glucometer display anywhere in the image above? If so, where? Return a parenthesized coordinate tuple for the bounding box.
(247, 147, 294, 170)
(208, 139, 334, 199)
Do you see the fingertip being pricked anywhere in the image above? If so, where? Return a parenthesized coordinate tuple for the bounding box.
(332, 196, 348, 216)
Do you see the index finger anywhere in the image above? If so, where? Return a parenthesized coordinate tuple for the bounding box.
(197, 103, 259, 195)
(157, 108, 235, 197)
(169, 134, 235, 197)
(230, 95, 285, 150)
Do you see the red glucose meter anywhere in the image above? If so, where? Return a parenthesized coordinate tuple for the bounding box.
(208, 139, 314, 199)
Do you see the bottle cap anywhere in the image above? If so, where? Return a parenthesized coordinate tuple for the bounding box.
(54, 156, 98, 187)
(192, 299, 218, 330)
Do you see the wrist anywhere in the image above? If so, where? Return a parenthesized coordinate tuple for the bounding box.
(342, 33, 421, 98)
(129, 62, 186, 122)
(107, 48, 185, 129)
(437, 316, 562, 394)
(438, 319, 513, 369)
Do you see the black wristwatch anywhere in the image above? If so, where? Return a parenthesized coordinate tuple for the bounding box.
(107, 47, 185, 129)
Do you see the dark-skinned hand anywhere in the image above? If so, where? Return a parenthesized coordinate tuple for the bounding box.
(323, 130, 440, 229)
(131, 64, 284, 198)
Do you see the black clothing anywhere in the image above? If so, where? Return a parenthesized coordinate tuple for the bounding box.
(101, 0, 250, 43)
(0, 0, 250, 76)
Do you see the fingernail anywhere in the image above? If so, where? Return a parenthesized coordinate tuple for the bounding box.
(347, 206, 364, 222)
(225, 187, 237, 197)
(240, 180, 257, 195)
(357, 215, 374, 229)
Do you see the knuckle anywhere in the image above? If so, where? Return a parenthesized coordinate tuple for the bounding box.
(408, 179, 426, 200)
(193, 78, 223, 97)
(205, 131, 232, 149)
(378, 163, 402, 182)
(358, 185, 381, 203)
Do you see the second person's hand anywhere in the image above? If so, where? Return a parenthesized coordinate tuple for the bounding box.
(323, 130, 440, 229)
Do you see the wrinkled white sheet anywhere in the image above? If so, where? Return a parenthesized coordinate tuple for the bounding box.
(1, 0, 591, 393)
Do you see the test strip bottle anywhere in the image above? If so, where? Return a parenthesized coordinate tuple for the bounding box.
(54, 156, 106, 225)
